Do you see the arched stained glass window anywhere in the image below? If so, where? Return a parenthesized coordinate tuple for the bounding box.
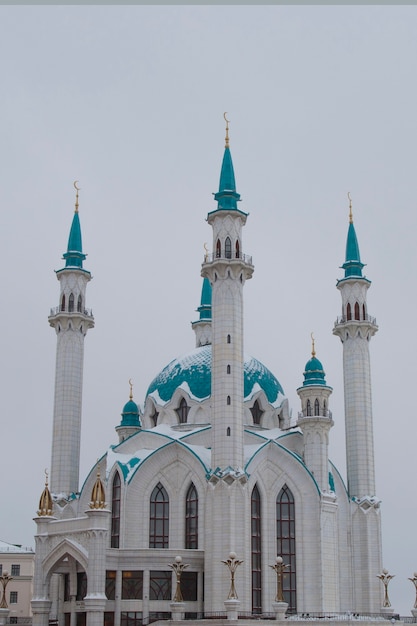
(149, 483, 169, 548)
(251, 485, 262, 614)
(185, 483, 198, 549)
(111, 473, 121, 548)
(276, 485, 296, 613)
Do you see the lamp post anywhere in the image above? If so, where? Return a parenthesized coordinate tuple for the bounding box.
(0, 572, 13, 609)
(270, 556, 290, 603)
(408, 573, 417, 611)
(377, 569, 395, 608)
(221, 552, 243, 600)
(168, 556, 189, 603)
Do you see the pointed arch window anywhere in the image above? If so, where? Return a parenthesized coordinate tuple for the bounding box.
(77, 295, 82, 313)
(111, 473, 121, 548)
(227, 334, 231, 344)
(250, 399, 264, 425)
(185, 483, 198, 549)
(68, 293, 74, 313)
(323, 400, 327, 416)
(276, 485, 296, 613)
(227, 395, 231, 405)
(346, 303, 352, 321)
(362, 304, 366, 320)
(251, 485, 262, 614)
(216, 239, 221, 258)
(149, 483, 169, 548)
(235, 240, 240, 259)
(176, 398, 190, 424)
(61, 294, 66, 311)
(225, 237, 232, 259)
(150, 408, 159, 427)
(314, 398, 320, 416)
(227, 365, 231, 374)
(306, 399, 311, 416)
(354, 302, 360, 320)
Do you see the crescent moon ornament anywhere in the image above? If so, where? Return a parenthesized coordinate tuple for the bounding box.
(74, 181, 80, 191)
(129, 379, 133, 400)
(223, 112, 230, 147)
(223, 112, 230, 124)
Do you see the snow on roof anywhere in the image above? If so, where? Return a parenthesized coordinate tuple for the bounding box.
(0, 540, 34, 553)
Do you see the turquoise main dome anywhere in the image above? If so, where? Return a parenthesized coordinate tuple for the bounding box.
(146, 345, 284, 407)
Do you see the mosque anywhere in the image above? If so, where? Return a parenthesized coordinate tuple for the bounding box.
(31, 121, 384, 626)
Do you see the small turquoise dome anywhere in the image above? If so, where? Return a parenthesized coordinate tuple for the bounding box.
(146, 345, 284, 408)
(302, 356, 327, 386)
(120, 399, 141, 427)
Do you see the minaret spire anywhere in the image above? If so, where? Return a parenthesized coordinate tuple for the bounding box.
(49, 184, 94, 498)
(191, 276, 212, 348)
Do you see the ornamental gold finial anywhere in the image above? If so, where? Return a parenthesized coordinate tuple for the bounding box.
(348, 192, 353, 224)
(129, 378, 133, 400)
(74, 181, 80, 213)
(224, 112, 230, 148)
(311, 332, 316, 358)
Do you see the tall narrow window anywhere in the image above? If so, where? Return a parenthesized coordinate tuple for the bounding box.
(354, 302, 360, 320)
(235, 240, 240, 258)
(176, 398, 190, 424)
(149, 483, 169, 548)
(77, 295, 82, 312)
(314, 398, 320, 416)
(227, 427, 231, 436)
(227, 365, 231, 374)
(150, 407, 159, 427)
(185, 483, 198, 549)
(227, 395, 231, 405)
(251, 485, 262, 614)
(61, 294, 66, 311)
(276, 485, 296, 613)
(227, 334, 231, 344)
(68, 293, 74, 313)
(216, 239, 221, 258)
(347, 302, 352, 321)
(362, 304, 366, 320)
(225, 237, 232, 259)
(111, 473, 121, 548)
(306, 399, 311, 416)
(323, 400, 327, 416)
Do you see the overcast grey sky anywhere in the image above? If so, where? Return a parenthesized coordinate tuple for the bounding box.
(1, 5, 416, 615)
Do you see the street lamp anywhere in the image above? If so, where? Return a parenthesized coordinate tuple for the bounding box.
(269, 556, 290, 603)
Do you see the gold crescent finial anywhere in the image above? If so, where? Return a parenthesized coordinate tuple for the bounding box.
(348, 192, 353, 224)
(129, 378, 133, 400)
(73, 181, 80, 213)
(223, 112, 230, 148)
(44, 468, 49, 485)
(311, 332, 316, 358)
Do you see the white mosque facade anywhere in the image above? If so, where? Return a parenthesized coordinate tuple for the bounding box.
(32, 126, 384, 626)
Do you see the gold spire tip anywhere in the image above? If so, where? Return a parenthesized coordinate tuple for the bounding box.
(129, 378, 133, 400)
(348, 192, 353, 224)
(223, 112, 230, 148)
(73, 181, 80, 213)
(311, 332, 316, 358)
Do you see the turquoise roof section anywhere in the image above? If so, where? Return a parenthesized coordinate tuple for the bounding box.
(120, 399, 141, 428)
(302, 356, 328, 387)
(63, 211, 87, 269)
(146, 345, 285, 407)
(197, 278, 212, 320)
(213, 147, 241, 211)
(341, 221, 365, 278)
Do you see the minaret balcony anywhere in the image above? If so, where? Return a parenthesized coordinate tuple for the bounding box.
(334, 314, 377, 326)
(298, 409, 333, 419)
(49, 306, 94, 318)
(203, 251, 253, 265)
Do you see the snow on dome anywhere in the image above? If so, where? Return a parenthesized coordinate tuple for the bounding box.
(146, 345, 285, 407)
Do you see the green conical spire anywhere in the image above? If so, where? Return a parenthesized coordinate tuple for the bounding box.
(62, 184, 87, 269)
(213, 115, 241, 211)
(197, 277, 212, 320)
(341, 197, 365, 278)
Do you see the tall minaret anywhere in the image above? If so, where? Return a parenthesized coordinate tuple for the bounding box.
(333, 198, 378, 498)
(333, 197, 382, 612)
(49, 183, 94, 497)
(191, 277, 212, 348)
(201, 116, 254, 471)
